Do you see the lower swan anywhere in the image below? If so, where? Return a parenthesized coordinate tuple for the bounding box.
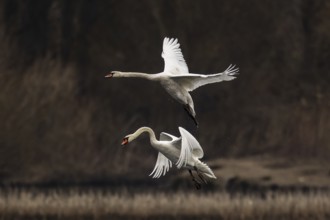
(121, 126, 216, 189)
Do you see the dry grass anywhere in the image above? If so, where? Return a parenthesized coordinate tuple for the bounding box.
(0, 188, 329, 219)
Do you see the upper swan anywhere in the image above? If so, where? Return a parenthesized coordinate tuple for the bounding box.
(106, 37, 239, 126)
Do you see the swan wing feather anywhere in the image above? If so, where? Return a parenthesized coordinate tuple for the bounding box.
(176, 127, 204, 168)
(179, 127, 204, 158)
(162, 37, 189, 74)
(160, 132, 181, 150)
(160, 132, 177, 141)
(149, 152, 173, 178)
(170, 64, 239, 91)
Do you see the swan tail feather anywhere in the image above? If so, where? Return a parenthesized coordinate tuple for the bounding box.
(195, 160, 216, 179)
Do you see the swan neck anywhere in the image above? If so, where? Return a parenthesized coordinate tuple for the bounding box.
(117, 72, 153, 79)
(132, 127, 157, 145)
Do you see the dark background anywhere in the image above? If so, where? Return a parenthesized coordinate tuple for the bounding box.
(0, 0, 329, 185)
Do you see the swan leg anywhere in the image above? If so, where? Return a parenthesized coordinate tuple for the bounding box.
(183, 104, 199, 127)
(189, 169, 201, 190)
(194, 166, 208, 184)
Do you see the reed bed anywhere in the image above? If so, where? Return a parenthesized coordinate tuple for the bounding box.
(0, 188, 329, 219)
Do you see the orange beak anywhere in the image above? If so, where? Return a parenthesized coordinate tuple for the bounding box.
(105, 72, 113, 78)
(121, 138, 128, 146)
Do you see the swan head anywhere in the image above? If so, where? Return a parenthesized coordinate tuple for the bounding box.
(105, 71, 121, 78)
(121, 135, 133, 146)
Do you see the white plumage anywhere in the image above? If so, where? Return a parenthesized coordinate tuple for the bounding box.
(162, 38, 189, 74)
(106, 37, 239, 126)
(121, 126, 216, 188)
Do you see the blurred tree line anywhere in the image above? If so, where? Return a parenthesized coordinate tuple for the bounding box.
(0, 0, 329, 184)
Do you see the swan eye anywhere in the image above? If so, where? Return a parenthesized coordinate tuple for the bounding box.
(121, 137, 129, 145)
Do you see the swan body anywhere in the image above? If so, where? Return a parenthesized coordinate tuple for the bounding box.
(121, 126, 216, 183)
(106, 37, 239, 126)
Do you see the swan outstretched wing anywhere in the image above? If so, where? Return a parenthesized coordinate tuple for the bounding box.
(149, 152, 173, 178)
(176, 127, 204, 168)
(160, 132, 178, 141)
(162, 37, 189, 74)
(171, 64, 239, 91)
(160, 132, 181, 149)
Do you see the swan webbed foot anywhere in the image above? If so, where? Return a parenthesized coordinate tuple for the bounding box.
(194, 166, 208, 184)
(183, 105, 199, 127)
(189, 169, 202, 190)
(192, 117, 199, 128)
(198, 174, 208, 184)
(194, 181, 202, 190)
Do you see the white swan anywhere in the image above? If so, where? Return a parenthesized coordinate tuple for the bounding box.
(106, 37, 239, 126)
(121, 126, 216, 189)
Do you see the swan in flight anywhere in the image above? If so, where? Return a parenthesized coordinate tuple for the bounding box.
(106, 37, 239, 126)
(121, 126, 216, 189)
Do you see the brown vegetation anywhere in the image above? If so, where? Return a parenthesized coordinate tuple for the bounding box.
(0, 188, 329, 220)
